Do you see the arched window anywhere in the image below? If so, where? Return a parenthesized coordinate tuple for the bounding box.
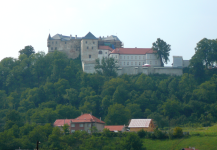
(99, 51, 102, 54)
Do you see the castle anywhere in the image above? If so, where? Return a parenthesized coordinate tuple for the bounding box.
(47, 32, 184, 76)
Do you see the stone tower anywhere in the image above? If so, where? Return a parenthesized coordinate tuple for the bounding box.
(81, 32, 98, 63)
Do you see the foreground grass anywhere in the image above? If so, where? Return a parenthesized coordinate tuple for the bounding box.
(144, 136, 217, 150)
(144, 124, 217, 150)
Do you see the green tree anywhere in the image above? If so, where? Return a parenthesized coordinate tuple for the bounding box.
(105, 103, 131, 125)
(19, 45, 35, 57)
(152, 38, 171, 67)
(173, 127, 183, 138)
(95, 57, 117, 77)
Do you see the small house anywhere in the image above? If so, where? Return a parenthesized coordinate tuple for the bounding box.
(128, 119, 155, 132)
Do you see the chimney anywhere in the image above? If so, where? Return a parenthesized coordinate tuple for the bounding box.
(70, 34, 72, 39)
(75, 35, 77, 39)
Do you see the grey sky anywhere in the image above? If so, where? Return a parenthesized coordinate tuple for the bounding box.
(1, 0, 217, 65)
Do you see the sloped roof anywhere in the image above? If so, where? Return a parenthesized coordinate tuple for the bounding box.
(99, 46, 114, 51)
(72, 114, 105, 123)
(104, 125, 125, 131)
(128, 119, 152, 128)
(102, 35, 120, 41)
(110, 48, 154, 55)
(50, 34, 82, 41)
(53, 119, 73, 127)
(82, 32, 97, 39)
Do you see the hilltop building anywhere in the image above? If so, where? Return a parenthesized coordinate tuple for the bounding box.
(47, 32, 186, 76)
(54, 113, 105, 134)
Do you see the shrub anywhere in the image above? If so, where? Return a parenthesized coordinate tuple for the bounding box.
(173, 127, 183, 138)
(137, 129, 147, 138)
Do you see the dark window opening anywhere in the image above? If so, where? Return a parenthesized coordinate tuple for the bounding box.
(51, 47, 53, 50)
(99, 51, 102, 54)
(93, 42, 95, 44)
(87, 46, 89, 49)
(86, 41, 87, 44)
(55, 47, 57, 50)
(89, 55, 91, 58)
(92, 47, 93, 49)
(65, 42, 66, 44)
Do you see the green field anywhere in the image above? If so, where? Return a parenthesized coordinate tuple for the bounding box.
(144, 125, 217, 150)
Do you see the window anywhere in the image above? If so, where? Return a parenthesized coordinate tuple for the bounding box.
(139, 62, 141, 65)
(116, 55, 117, 58)
(105, 52, 107, 54)
(150, 55, 152, 58)
(131, 56, 133, 59)
(99, 51, 102, 54)
(71, 130, 75, 133)
(135, 62, 137, 65)
(127, 62, 129, 65)
(52, 42, 54, 44)
(93, 42, 95, 44)
(92, 47, 93, 49)
(56, 41, 57, 44)
(139, 56, 141, 59)
(124, 56, 125, 59)
(120, 62, 122, 65)
(127, 56, 129, 59)
(65, 42, 66, 44)
(51, 47, 53, 50)
(124, 62, 125, 65)
(143, 62, 144, 65)
(155, 61, 157, 65)
(150, 61, 152, 64)
(135, 56, 137, 59)
(55, 47, 57, 50)
(79, 124, 84, 127)
(71, 124, 75, 127)
(87, 46, 89, 49)
(88, 123, 91, 127)
(89, 55, 91, 58)
(86, 41, 87, 44)
(143, 56, 145, 59)
(131, 62, 133, 65)
(88, 129, 91, 133)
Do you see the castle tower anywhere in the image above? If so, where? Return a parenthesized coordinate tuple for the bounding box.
(81, 32, 98, 63)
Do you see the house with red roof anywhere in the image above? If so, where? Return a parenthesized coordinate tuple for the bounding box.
(128, 119, 155, 132)
(104, 125, 127, 132)
(54, 113, 105, 134)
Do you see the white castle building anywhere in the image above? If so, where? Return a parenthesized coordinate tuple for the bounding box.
(47, 32, 184, 76)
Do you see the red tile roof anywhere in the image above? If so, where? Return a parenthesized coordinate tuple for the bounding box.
(128, 119, 152, 128)
(104, 125, 125, 131)
(53, 114, 105, 126)
(99, 46, 114, 51)
(72, 114, 105, 124)
(110, 48, 154, 55)
(53, 119, 73, 127)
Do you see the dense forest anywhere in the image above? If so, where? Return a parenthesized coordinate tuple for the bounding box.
(1, 38, 217, 149)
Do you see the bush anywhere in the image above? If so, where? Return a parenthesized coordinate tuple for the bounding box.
(173, 127, 183, 138)
(137, 129, 147, 138)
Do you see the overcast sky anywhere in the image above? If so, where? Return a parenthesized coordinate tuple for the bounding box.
(1, 0, 217, 65)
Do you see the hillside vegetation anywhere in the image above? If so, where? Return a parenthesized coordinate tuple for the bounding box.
(1, 42, 217, 149)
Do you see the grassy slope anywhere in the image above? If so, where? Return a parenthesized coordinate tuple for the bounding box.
(144, 124, 217, 150)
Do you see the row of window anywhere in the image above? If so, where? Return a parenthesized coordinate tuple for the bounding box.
(71, 123, 91, 127)
(98, 51, 107, 54)
(51, 47, 57, 50)
(51, 41, 58, 44)
(120, 55, 153, 60)
(86, 41, 95, 44)
(71, 129, 91, 133)
(120, 61, 158, 66)
(87, 46, 94, 49)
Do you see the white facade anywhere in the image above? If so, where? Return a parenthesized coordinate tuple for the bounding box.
(109, 53, 161, 67)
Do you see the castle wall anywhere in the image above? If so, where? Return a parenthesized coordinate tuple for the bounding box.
(116, 66, 183, 76)
(81, 40, 98, 62)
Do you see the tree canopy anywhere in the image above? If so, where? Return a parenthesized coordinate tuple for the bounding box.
(152, 38, 171, 67)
